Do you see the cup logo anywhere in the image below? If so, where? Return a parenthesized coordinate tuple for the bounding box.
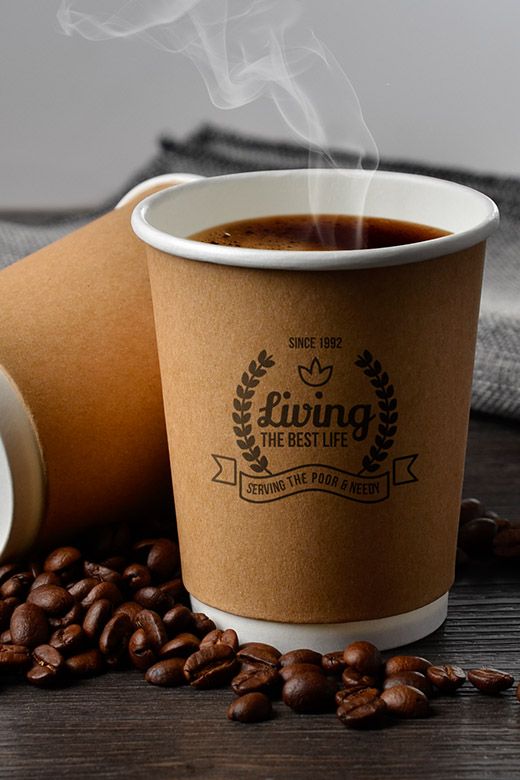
(212, 347, 418, 504)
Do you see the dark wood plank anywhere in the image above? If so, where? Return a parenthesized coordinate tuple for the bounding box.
(0, 412, 518, 780)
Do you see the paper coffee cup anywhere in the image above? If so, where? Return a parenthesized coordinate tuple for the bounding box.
(133, 169, 499, 651)
(0, 174, 200, 561)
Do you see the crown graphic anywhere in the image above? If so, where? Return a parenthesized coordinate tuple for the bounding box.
(298, 357, 333, 387)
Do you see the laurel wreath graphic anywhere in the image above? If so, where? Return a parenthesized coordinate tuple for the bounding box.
(355, 349, 398, 475)
(233, 347, 396, 479)
(233, 350, 275, 474)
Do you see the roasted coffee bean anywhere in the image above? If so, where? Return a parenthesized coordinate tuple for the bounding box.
(184, 644, 238, 689)
(67, 578, 99, 602)
(426, 664, 466, 693)
(32, 644, 65, 674)
(163, 605, 195, 637)
(0, 600, 16, 631)
(279, 649, 322, 668)
(516, 683, 520, 703)
(385, 655, 432, 676)
(101, 556, 127, 573)
(27, 585, 74, 616)
(228, 692, 272, 723)
(191, 613, 216, 639)
(237, 643, 281, 669)
(145, 657, 186, 687)
(279, 663, 325, 683)
(0, 643, 30, 669)
(342, 666, 378, 693)
(343, 641, 383, 677)
(43, 547, 82, 581)
(1, 572, 33, 599)
(231, 666, 280, 696)
(49, 624, 85, 656)
(30, 572, 61, 590)
(239, 662, 264, 674)
(48, 603, 83, 629)
(129, 629, 157, 671)
(459, 497, 486, 525)
(81, 582, 122, 608)
(0, 630, 12, 644)
(338, 682, 378, 697)
(99, 613, 133, 657)
(135, 610, 167, 652)
(200, 629, 239, 652)
(82, 599, 113, 641)
(10, 603, 49, 647)
(493, 528, 520, 559)
(322, 651, 346, 676)
(44, 546, 82, 572)
(458, 517, 497, 557)
(83, 561, 122, 585)
(114, 601, 143, 627)
(336, 686, 380, 710)
(32, 658, 66, 686)
(146, 539, 180, 582)
(0, 563, 20, 587)
(65, 649, 104, 677)
(337, 696, 387, 729)
(122, 564, 151, 591)
(159, 578, 184, 599)
(467, 667, 514, 694)
(282, 672, 335, 714)
(160, 633, 200, 659)
(28, 561, 42, 578)
(384, 671, 433, 698)
(3, 597, 20, 611)
(27, 665, 61, 687)
(380, 684, 430, 718)
(134, 586, 174, 614)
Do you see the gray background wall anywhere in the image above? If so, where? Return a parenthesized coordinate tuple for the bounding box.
(1, 0, 519, 209)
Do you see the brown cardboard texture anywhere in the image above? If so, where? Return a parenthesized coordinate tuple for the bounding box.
(147, 242, 486, 623)
(0, 181, 179, 549)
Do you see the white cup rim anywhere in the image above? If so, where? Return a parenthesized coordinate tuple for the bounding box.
(0, 366, 46, 561)
(131, 168, 499, 271)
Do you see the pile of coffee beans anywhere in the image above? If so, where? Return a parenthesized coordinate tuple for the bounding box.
(227, 641, 515, 727)
(0, 498, 517, 730)
(457, 497, 520, 563)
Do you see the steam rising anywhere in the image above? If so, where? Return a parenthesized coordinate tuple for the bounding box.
(57, 0, 378, 171)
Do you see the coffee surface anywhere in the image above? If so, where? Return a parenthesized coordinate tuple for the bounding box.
(189, 214, 450, 251)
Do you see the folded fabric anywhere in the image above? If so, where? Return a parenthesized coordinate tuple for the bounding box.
(1, 124, 519, 419)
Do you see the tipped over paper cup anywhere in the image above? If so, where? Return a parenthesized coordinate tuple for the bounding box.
(133, 168, 498, 652)
(0, 174, 200, 561)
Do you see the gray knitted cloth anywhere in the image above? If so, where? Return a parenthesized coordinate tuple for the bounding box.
(1, 125, 519, 419)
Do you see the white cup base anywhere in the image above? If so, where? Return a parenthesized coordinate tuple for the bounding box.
(189, 593, 449, 653)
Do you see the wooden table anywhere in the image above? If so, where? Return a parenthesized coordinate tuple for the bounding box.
(1, 413, 519, 780)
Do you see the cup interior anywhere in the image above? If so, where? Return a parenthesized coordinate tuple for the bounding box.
(132, 169, 499, 270)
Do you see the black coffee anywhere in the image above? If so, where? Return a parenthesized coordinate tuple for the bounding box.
(189, 214, 450, 251)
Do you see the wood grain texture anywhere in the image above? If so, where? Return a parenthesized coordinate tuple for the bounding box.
(0, 413, 518, 780)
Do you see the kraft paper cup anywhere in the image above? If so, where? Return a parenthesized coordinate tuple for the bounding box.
(0, 174, 200, 561)
(133, 169, 499, 652)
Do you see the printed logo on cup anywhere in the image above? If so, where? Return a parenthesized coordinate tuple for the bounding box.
(212, 341, 419, 505)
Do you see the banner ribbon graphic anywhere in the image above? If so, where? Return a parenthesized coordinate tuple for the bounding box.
(211, 455, 418, 504)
